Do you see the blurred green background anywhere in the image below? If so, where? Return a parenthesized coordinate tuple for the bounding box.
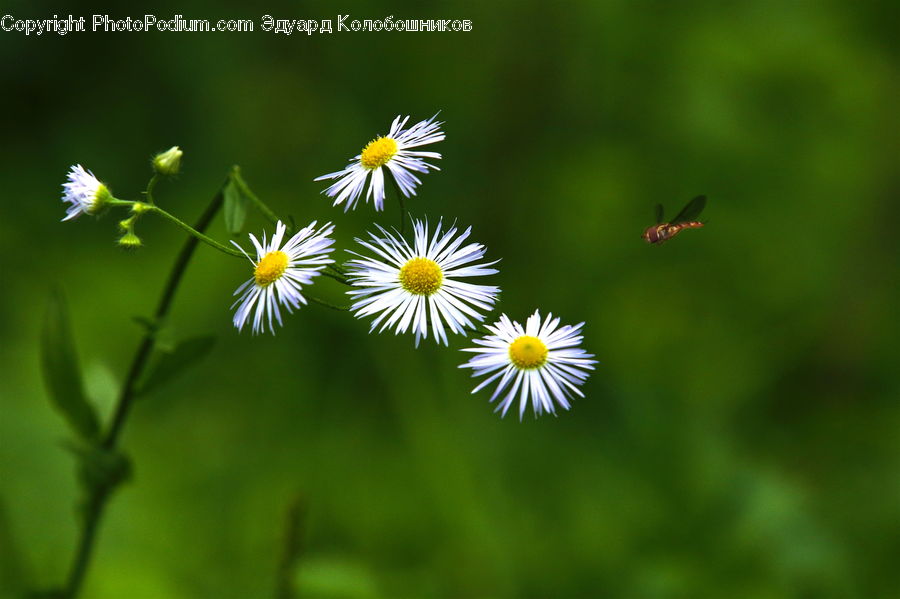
(1, 0, 898, 597)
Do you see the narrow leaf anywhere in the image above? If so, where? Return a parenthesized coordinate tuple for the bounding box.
(223, 178, 248, 236)
(40, 289, 100, 440)
(137, 335, 216, 396)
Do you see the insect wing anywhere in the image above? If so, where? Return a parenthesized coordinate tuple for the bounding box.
(654, 203, 664, 224)
(670, 195, 706, 224)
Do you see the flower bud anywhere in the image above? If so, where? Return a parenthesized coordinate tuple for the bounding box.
(118, 216, 137, 232)
(152, 146, 183, 176)
(117, 231, 143, 250)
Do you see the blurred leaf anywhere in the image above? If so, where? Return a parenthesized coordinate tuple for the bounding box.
(40, 289, 100, 441)
(136, 335, 216, 397)
(83, 361, 120, 422)
(276, 495, 308, 599)
(25, 590, 67, 599)
(293, 557, 378, 599)
(0, 495, 31, 596)
(223, 178, 248, 236)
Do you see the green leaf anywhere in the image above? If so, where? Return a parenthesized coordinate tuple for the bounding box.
(223, 178, 249, 236)
(40, 289, 100, 441)
(136, 335, 216, 397)
(293, 557, 378, 599)
(0, 495, 31, 595)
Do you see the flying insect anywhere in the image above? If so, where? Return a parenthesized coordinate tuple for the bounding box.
(642, 195, 707, 245)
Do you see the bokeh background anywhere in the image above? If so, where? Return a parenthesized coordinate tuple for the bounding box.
(1, 0, 898, 597)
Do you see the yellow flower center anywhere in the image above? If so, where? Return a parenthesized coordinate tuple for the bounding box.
(509, 336, 549, 370)
(399, 257, 443, 296)
(254, 251, 288, 287)
(360, 137, 398, 169)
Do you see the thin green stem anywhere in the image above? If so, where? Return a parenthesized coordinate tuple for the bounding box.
(322, 269, 351, 286)
(385, 169, 408, 235)
(106, 198, 136, 208)
(306, 294, 350, 311)
(231, 166, 280, 226)
(144, 174, 159, 205)
(147, 205, 244, 258)
(60, 187, 227, 599)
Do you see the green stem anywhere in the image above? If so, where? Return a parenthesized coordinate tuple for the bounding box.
(385, 169, 408, 235)
(106, 198, 136, 208)
(306, 294, 350, 311)
(147, 205, 244, 258)
(322, 268, 350, 286)
(109, 198, 243, 259)
(231, 166, 280, 226)
(144, 174, 159, 205)
(60, 187, 227, 599)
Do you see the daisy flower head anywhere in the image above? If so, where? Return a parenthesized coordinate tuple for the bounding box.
(460, 310, 597, 420)
(231, 220, 335, 334)
(61, 165, 111, 221)
(315, 114, 444, 212)
(347, 218, 499, 346)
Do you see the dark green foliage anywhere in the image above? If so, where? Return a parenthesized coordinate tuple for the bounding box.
(223, 178, 249, 236)
(39, 290, 99, 441)
(136, 336, 216, 397)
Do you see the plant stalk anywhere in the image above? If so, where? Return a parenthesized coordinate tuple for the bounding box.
(385, 170, 409, 235)
(60, 187, 226, 598)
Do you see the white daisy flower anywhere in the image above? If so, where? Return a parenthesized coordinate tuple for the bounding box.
(61, 164, 111, 221)
(315, 114, 444, 212)
(231, 220, 335, 334)
(347, 219, 499, 346)
(460, 310, 597, 419)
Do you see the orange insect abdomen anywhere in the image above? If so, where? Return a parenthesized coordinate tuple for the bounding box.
(663, 221, 704, 242)
(643, 222, 704, 244)
(669, 221, 704, 233)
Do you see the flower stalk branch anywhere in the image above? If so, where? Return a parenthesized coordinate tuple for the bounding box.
(385, 169, 409, 235)
(143, 204, 244, 258)
(143, 173, 159, 205)
(60, 185, 227, 599)
(231, 166, 281, 226)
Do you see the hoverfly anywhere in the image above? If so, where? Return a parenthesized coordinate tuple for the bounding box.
(642, 195, 707, 245)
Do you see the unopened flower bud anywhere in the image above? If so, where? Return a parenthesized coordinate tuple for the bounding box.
(118, 216, 137, 232)
(152, 146, 182, 176)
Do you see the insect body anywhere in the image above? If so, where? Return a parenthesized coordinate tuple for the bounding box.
(642, 195, 707, 245)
